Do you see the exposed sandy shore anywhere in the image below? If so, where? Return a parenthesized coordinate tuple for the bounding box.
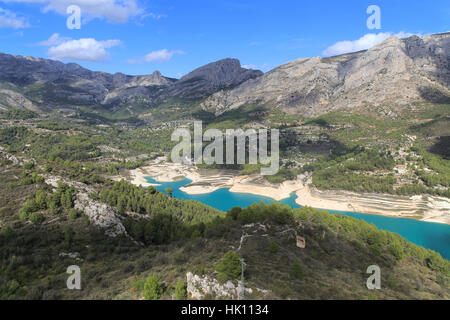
(295, 184, 450, 225)
(124, 157, 301, 200)
(117, 157, 200, 188)
(229, 179, 300, 201)
(122, 157, 450, 225)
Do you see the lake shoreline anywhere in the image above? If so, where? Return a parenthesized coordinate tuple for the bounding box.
(295, 184, 450, 225)
(119, 158, 450, 225)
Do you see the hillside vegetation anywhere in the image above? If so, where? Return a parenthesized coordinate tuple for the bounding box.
(0, 155, 448, 300)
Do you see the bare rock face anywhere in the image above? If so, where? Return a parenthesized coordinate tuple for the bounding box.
(201, 33, 450, 118)
(74, 191, 127, 238)
(0, 88, 36, 110)
(44, 176, 127, 238)
(126, 71, 173, 87)
(166, 58, 263, 99)
(186, 272, 253, 300)
(0, 146, 20, 165)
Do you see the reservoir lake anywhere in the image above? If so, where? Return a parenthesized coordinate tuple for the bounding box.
(145, 177, 450, 259)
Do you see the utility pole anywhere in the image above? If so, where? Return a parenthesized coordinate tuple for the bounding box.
(238, 258, 247, 300)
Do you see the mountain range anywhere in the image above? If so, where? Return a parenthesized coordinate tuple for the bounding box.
(0, 32, 449, 120)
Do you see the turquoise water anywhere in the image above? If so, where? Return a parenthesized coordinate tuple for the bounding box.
(146, 177, 450, 259)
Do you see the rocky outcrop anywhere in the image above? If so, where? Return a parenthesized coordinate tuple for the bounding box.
(0, 146, 20, 165)
(59, 252, 83, 261)
(123, 71, 174, 88)
(74, 190, 127, 238)
(186, 272, 253, 300)
(201, 33, 450, 117)
(44, 176, 127, 238)
(0, 89, 36, 110)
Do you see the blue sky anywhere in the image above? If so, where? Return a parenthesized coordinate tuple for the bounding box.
(0, 0, 448, 78)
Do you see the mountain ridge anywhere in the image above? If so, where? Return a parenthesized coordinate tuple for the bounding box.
(201, 33, 450, 118)
(0, 33, 449, 121)
(0, 53, 263, 112)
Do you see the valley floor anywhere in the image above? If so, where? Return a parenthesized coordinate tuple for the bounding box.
(119, 158, 450, 225)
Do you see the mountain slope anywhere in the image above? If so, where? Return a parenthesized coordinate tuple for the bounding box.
(0, 155, 448, 300)
(201, 33, 450, 117)
(0, 54, 262, 115)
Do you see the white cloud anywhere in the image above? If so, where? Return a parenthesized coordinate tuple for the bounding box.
(1, 0, 143, 23)
(140, 12, 167, 20)
(0, 6, 29, 28)
(322, 32, 421, 57)
(128, 49, 184, 63)
(46, 38, 121, 62)
(39, 33, 70, 46)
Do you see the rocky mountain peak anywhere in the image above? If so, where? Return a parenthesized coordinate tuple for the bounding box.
(152, 70, 162, 77)
(201, 33, 450, 117)
(168, 58, 263, 99)
(180, 58, 258, 83)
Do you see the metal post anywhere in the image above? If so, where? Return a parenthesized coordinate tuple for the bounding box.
(238, 258, 246, 300)
(240, 259, 244, 282)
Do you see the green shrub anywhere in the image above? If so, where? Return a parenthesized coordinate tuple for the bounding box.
(289, 259, 304, 279)
(174, 281, 187, 300)
(370, 243, 382, 256)
(143, 275, 164, 300)
(269, 240, 279, 254)
(216, 272, 228, 283)
(7, 280, 20, 295)
(388, 241, 405, 261)
(165, 187, 173, 198)
(19, 177, 33, 185)
(131, 279, 145, 293)
(31, 172, 44, 184)
(23, 162, 34, 170)
(6, 183, 15, 190)
(47, 200, 60, 215)
(91, 175, 104, 184)
(64, 227, 74, 248)
(20, 199, 38, 219)
(29, 212, 45, 224)
(215, 251, 242, 282)
(1, 226, 15, 240)
(427, 252, 449, 275)
(60, 189, 76, 209)
(35, 190, 47, 210)
(69, 209, 81, 220)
